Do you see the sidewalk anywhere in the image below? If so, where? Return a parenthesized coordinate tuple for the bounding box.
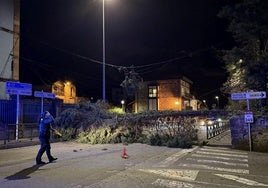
(206, 129, 232, 148)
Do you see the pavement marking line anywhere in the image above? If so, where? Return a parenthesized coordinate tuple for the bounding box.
(178, 163, 249, 174)
(200, 148, 248, 155)
(191, 154, 248, 162)
(196, 151, 248, 158)
(152, 178, 243, 188)
(186, 158, 249, 167)
(155, 146, 198, 167)
(152, 178, 203, 188)
(214, 174, 268, 187)
(138, 169, 199, 181)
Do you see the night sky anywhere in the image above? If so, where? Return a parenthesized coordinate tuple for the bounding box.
(19, 0, 235, 106)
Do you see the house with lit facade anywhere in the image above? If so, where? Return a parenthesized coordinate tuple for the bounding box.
(52, 81, 77, 104)
(135, 77, 199, 112)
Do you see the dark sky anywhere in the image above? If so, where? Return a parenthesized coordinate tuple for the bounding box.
(19, 0, 235, 106)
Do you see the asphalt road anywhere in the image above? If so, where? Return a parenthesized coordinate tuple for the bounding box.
(0, 142, 268, 188)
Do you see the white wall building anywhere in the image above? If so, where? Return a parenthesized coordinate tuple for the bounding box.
(0, 0, 20, 99)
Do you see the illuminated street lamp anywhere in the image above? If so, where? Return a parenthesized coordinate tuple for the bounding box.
(203, 100, 207, 108)
(215, 96, 219, 109)
(121, 100, 125, 112)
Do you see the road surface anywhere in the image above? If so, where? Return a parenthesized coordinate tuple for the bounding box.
(0, 142, 268, 188)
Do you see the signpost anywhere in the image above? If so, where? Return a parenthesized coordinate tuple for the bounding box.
(34, 91, 56, 114)
(5, 82, 32, 141)
(231, 91, 267, 151)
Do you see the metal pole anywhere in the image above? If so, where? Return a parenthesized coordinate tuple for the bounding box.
(247, 99, 252, 151)
(16, 94, 19, 141)
(102, 0, 106, 102)
(41, 90, 44, 114)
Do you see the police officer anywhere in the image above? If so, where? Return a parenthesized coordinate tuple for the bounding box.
(36, 111, 57, 165)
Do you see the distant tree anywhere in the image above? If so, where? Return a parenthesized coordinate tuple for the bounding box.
(218, 0, 268, 112)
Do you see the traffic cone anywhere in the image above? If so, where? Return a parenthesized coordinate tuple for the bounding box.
(121, 147, 129, 159)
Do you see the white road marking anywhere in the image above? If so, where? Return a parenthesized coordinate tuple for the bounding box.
(200, 148, 248, 155)
(196, 151, 248, 158)
(152, 178, 203, 188)
(186, 158, 248, 167)
(191, 154, 248, 162)
(155, 146, 198, 167)
(152, 178, 243, 188)
(215, 174, 268, 187)
(178, 163, 249, 174)
(138, 169, 199, 181)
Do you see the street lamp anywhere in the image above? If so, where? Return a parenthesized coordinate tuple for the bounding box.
(203, 100, 207, 108)
(102, 0, 106, 102)
(121, 100, 125, 112)
(215, 96, 219, 109)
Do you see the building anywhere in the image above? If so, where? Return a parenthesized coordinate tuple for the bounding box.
(52, 81, 77, 104)
(135, 77, 199, 113)
(0, 0, 20, 99)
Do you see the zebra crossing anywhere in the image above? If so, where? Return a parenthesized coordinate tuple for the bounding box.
(178, 146, 250, 174)
(150, 146, 268, 187)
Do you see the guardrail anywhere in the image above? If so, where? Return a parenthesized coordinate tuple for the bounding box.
(0, 123, 39, 144)
(206, 120, 229, 139)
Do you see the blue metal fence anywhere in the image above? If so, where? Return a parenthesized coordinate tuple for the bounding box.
(0, 99, 16, 124)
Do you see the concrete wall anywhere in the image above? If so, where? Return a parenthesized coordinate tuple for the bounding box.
(230, 116, 268, 152)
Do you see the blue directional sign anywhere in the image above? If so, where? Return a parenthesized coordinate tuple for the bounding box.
(6, 81, 32, 96)
(246, 91, 266, 99)
(34, 91, 56, 99)
(231, 92, 247, 100)
(231, 91, 266, 100)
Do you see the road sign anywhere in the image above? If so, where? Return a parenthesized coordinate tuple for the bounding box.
(231, 91, 266, 100)
(244, 111, 254, 123)
(246, 91, 266, 99)
(231, 92, 247, 100)
(6, 81, 32, 96)
(34, 91, 56, 99)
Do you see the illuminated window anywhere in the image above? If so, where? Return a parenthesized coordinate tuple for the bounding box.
(148, 85, 158, 111)
(148, 86, 158, 98)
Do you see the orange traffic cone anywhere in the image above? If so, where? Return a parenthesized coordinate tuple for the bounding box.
(121, 147, 129, 159)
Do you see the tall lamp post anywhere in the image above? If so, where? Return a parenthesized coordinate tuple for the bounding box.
(215, 96, 219, 109)
(102, 0, 106, 102)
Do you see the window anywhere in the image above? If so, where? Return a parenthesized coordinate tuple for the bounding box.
(148, 86, 158, 98)
(148, 85, 158, 110)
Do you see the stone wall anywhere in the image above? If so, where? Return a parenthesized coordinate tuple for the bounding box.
(230, 116, 268, 152)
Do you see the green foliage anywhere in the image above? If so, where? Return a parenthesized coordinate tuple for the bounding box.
(218, 0, 268, 112)
(55, 108, 217, 148)
(107, 107, 124, 114)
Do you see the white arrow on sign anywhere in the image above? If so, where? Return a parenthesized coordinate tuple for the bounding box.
(246, 91, 266, 99)
(34, 91, 56, 99)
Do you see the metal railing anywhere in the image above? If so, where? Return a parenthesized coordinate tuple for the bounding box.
(206, 120, 229, 139)
(0, 123, 39, 144)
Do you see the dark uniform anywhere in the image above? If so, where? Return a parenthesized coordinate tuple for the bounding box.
(36, 111, 57, 165)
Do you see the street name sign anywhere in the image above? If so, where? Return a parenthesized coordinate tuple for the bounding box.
(231, 92, 247, 100)
(6, 81, 32, 96)
(34, 91, 56, 99)
(246, 91, 266, 99)
(231, 91, 266, 100)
